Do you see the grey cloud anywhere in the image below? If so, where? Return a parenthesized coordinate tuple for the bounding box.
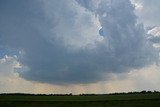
(75, 0, 99, 12)
(132, 0, 160, 26)
(0, 0, 158, 84)
(149, 36, 160, 44)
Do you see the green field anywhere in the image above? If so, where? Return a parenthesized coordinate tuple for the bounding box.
(0, 93, 160, 107)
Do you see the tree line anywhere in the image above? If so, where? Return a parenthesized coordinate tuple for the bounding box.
(0, 90, 160, 96)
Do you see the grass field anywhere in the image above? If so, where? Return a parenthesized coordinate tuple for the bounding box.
(0, 93, 160, 107)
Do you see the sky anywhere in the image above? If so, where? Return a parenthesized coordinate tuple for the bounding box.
(0, 0, 160, 94)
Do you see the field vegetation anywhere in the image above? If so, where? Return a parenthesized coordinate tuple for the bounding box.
(0, 91, 160, 107)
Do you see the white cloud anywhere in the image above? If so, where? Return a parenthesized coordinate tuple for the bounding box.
(147, 27, 160, 49)
(148, 27, 160, 37)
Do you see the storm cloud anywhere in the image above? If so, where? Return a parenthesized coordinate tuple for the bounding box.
(0, 0, 158, 84)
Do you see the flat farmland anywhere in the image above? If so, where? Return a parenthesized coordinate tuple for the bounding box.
(0, 93, 160, 107)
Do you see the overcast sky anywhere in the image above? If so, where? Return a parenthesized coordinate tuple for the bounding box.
(0, 0, 160, 94)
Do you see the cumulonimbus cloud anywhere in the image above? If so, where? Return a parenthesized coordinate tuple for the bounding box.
(0, 0, 159, 84)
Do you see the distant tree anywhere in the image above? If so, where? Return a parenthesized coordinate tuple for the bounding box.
(69, 93, 72, 96)
(140, 90, 147, 94)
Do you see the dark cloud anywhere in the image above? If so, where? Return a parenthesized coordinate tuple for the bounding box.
(0, 0, 158, 84)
